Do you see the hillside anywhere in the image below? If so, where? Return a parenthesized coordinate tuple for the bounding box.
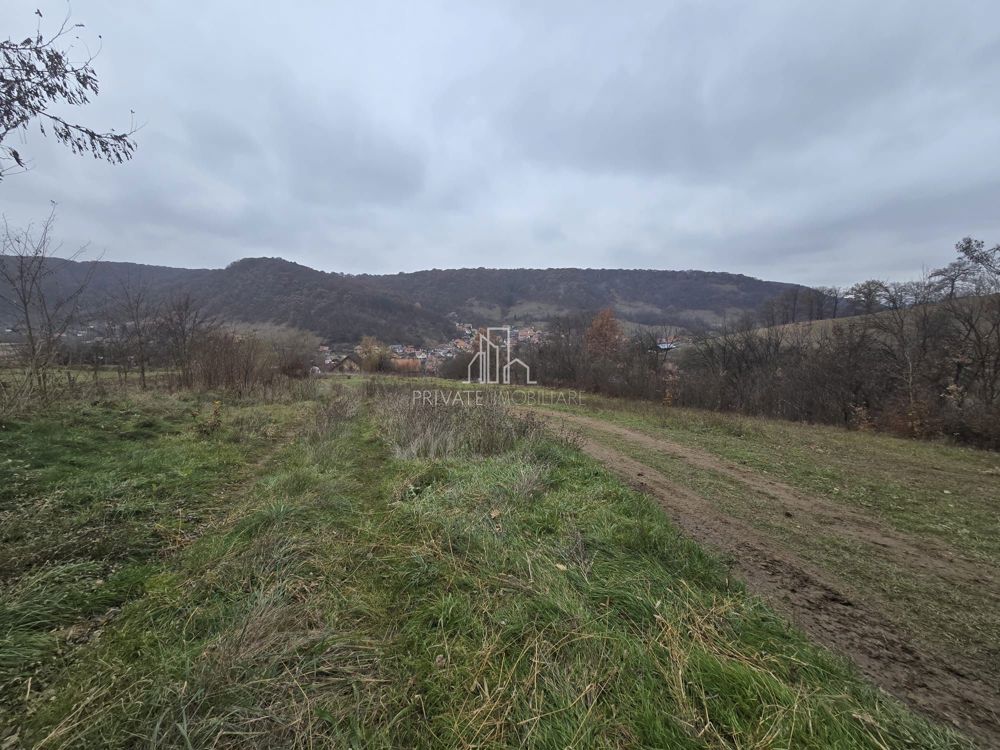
(2, 257, 805, 344)
(1, 257, 454, 345)
(362, 267, 802, 328)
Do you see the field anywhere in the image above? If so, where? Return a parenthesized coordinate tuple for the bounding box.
(0, 379, 993, 748)
(527, 393, 999, 745)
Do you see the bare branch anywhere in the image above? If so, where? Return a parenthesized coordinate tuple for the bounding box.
(0, 6, 137, 180)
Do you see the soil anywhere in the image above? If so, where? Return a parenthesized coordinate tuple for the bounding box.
(536, 409, 1000, 747)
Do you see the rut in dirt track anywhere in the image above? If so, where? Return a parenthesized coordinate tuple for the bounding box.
(534, 408, 1000, 747)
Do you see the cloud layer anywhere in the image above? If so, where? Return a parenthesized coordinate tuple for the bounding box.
(3, 0, 999, 286)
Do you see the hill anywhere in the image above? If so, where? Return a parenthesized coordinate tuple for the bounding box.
(1, 257, 454, 345)
(1, 257, 806, 344)
(361, 267, 802, 328)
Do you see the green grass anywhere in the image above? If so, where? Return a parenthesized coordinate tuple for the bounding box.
(0, 391, 314, 721)
(1, 384, 971, 748)
(535, 393, 999, 563)
(559, 418, 998, 676)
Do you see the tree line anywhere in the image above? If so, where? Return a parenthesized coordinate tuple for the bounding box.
(1, 213, 319, 414)
(515, 238, 1000, 449)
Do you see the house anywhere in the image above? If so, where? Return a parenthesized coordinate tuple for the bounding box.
(333, 353, 362, 373)
(649, 339, 680, 353)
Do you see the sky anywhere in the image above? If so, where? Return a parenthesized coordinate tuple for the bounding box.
(2, 1, 999, 287)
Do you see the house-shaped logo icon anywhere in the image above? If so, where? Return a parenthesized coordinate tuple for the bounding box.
(466, 326, 536, 384)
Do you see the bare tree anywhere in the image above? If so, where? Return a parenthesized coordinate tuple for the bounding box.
(102, 305, 132, 384)
(1, 7, 137, 180)
(585, 308, 623, 359)
(786, 287, 800, 323)
(357, 335, 390, 372)
(827, 286, 842, 319)
(931, 259, 976, 300)
(814, 286, 842, 319)
(158, 294, 213, 388)
(261, 325, 320, 378)
(955, 237, 1000, 277)
(600, 237, 1000, 446)
(115, 278, 157, 389)
(937, 239, 1000, 412)
(0, 209, 92, 409)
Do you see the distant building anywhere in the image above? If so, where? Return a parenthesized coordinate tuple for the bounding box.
(653, 341, 679, 352)
(333, 354, 362, 373)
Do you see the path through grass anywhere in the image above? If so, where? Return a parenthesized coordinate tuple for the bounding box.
(1, 384, 973, 748)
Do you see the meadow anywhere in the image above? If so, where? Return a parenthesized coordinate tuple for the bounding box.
(0, 378, 984, 748)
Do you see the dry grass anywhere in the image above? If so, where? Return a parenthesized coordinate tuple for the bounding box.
(367, 379, 543, 459)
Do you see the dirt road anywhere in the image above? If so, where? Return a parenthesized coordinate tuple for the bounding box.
(535, 408, 999, 747)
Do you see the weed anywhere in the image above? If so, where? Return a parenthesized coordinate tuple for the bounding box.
(195, 400, 223, 435)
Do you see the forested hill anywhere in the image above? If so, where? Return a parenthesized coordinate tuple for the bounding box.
(360, 267, 802, 328)
(2, 257, 805, 343)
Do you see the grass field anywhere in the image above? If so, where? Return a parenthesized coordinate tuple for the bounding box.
(0, 381, 982, 748)
(528, 391, 999, 744)
(537, 396, 998, 555)
(533, 393, 999, 638)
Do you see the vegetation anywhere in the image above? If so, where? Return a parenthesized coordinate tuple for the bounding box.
(1, 257, 806, 344)
(672, 240, 1000, 447)
(0, 210, 92, 408)
(362, 267, 803, 328)
(1, 6, 991, 746)
(516, 309, 680, 398)
(1, 8, 136, 180)
(520, 239, 1000, 448)
(0, 256, 458, 346)
(357, 335, 392, 372)
(0, 380, 974, 748)
(532, 393, 999, 673)
(0, 391, 314, 731)
(0, 222, 322, 415)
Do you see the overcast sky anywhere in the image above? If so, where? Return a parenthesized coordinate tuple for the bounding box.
(3, 1, 999, 286)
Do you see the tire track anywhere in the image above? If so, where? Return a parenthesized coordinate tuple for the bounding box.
(542, 410, 994, 586)
(534, 408, 999, 746)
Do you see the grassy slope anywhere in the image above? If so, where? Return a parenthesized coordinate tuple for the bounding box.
(1, 385, 970, 748)
(533, 394, 999, 687)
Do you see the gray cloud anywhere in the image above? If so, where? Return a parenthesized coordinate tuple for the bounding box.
(274, 88, 427, 207)
(2, 0, 999, 286)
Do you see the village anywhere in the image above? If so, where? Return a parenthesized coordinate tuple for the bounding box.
(0, 320, 547, 374)
(1, 319, 685, 375)
(323, 321, 546, 374)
